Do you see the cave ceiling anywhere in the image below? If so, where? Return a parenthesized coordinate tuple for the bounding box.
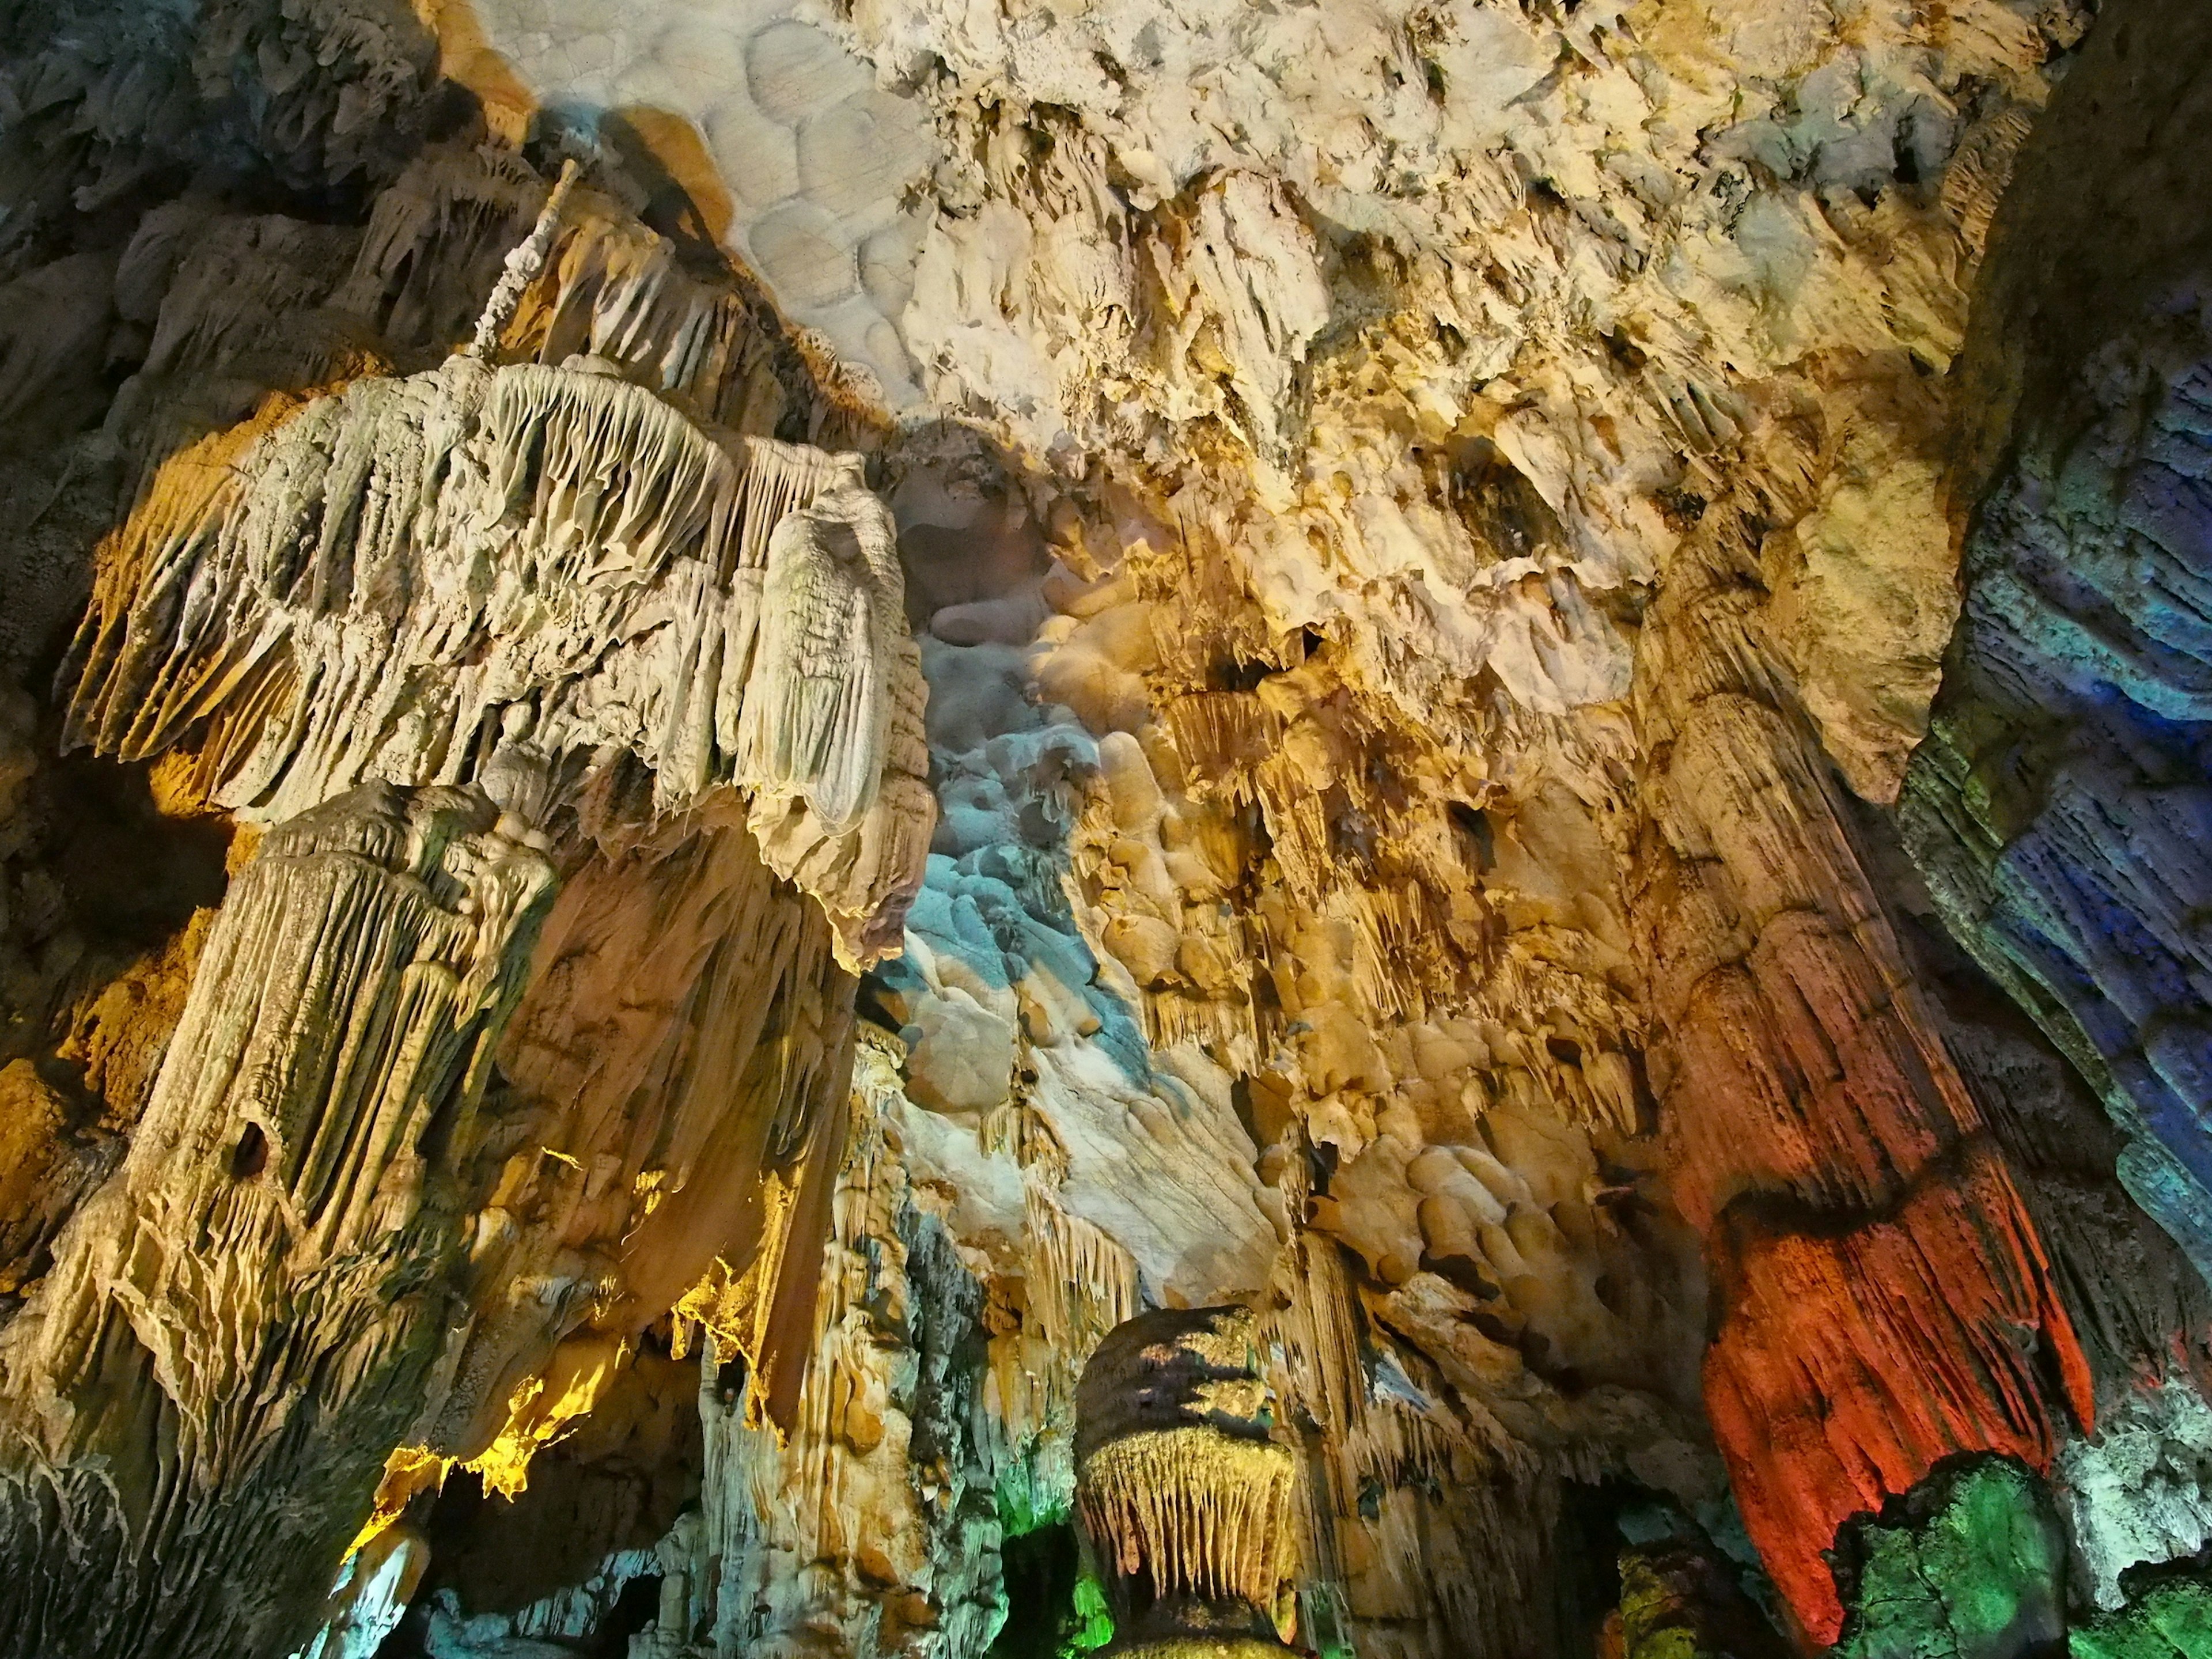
(0, 0, 2210, 1656)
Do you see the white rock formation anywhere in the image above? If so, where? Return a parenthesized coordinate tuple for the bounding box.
(64, 348, 930, 964)
(0, 785, 554, 1657)
(2058, 1378, 2212, 1611)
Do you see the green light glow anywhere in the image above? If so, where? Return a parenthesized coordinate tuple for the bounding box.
(2071, 1579, 2212, 1659)
(1059, 1573, 1114, 1657)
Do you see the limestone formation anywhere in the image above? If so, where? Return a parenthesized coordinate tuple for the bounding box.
(1, 0, 2211, 1656)
(0, 783, 554, 1657)
(61, 347, 929, 965)
(1073, 1306, 1296, 1653)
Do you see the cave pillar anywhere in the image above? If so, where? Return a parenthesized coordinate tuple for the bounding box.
(1072, 1305, 1299, 1657)
(0, 782, 555, 1659)
(1631, 524, 2093, 1645)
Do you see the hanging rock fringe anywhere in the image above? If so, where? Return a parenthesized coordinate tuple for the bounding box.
(61, 352, 930, 964)
(1076, 1426, 1297, 1613)
(1025, 1175, 1141, 1360)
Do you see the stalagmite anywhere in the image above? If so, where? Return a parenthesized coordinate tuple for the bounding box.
(469, 159, 582, 359)
(0, 124, 938, 1652)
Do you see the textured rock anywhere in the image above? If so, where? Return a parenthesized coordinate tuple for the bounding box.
(445, 0, 937, 402)
(1831, 1459, 2069, 1659)
(2058, 1380, 2212, 1613)
(1825, 1456, 2212, 1659)
(5, 0, 2212, 1656)
(1604, 1532, 1787, 1659)
(0, 783, 554, 1657)
(2071, 1575, 2212, 1659)
(628, 1032, 1010, 1658)
(1899, 0, 2212, 1291)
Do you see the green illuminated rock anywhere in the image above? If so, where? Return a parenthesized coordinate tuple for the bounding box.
(1060, 1574, 1113, 1657)
(1831, 1460, 2066, 1659)
(2071, 1578, 2212, 1659)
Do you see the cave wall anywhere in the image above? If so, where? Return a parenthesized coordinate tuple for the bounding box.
(1900, 0, 2212, 1287)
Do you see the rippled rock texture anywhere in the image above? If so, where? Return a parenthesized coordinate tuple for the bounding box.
(1, 0, 2211, 1656)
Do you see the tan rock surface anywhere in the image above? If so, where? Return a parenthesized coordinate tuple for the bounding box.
(0, 2, 2203, 1657)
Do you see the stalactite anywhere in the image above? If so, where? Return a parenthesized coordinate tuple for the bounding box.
(330, 782, 865, 1579)
(431, 787, 859, 1460)
(60, 350, 930, 965)
(1022, 1174, 1140, 1363)
(331, 143, 546, 349)
(737, 469, 911, 837)
(1073, 1305, 1297, 1650)
(2, 140, 944, 1649)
